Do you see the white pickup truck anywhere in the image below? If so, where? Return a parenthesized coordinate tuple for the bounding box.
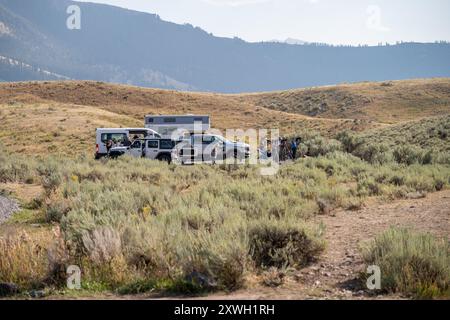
(109, 138, 176, 163)
(109, 134, 251, 165)
(171, 134, 251, 164)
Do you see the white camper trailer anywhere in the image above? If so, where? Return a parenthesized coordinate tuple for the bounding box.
(144, 115, 210, 139)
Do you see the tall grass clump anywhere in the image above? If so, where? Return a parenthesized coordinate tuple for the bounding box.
(361, 228, 449, 299)
(0, 153, 37, 184)
(0, 230, 52, 290)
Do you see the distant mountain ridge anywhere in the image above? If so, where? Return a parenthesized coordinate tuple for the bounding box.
(268, 38, 310, 45)
(1, 0, 450, 93)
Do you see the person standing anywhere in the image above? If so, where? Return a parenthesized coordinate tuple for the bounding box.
(291, 138, 298, 160)
(106, 139, 113, 155)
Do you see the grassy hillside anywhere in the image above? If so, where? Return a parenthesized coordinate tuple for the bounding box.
(0, 81, 384, 155)
(1, 79, 450, 156)
(0, 79, 450, 154)
(0, 100, 141, 156)
(241, 78, 450, 123)
(357, 115, 450, 152)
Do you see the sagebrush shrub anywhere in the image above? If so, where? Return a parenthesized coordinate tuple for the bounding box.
(303, 136, 342, 157)
(353, 143, 393, 165)
(393, 145, 425, 165)
(249, 219, 324, 269)
(361, 228, 449, 299)
(81, 227, 123, 265)
(336, 131, 363, 153)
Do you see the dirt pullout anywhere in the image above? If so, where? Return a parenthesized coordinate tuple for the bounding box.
(0, 195, 19, 224)
(183, 190, 450, 300)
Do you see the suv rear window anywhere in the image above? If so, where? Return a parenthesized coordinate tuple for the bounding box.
(101, 133, 126, 143)
(147, 140, 159, 149)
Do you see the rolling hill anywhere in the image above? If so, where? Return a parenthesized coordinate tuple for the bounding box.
(240, 78, 450, 123)
(1, 0, 450, 92)
(0, 78, 449, 156)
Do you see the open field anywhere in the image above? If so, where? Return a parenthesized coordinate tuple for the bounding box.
(0, 79, 449, 300)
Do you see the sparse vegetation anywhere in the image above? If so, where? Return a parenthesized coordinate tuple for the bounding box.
(0, 145, 448, 295)
(246, 79, 450, 123)
(336, 116, 450, 166)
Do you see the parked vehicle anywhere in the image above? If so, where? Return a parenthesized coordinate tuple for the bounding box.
(108, 138, 177, 163)
(95, 128, 160, 159)
(145, 115, 210, 139)
(172, 134, 251, 164)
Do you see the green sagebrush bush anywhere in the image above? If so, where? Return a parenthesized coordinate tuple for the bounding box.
(337, 127, 450, 166)
(353, 143, 393, 165)
(248, 218, 324, 269)
(361, 228, 449, 299)
(393, 145, 426, 165)
(302, 136, 343, 157)
(336, 131, 364, 153)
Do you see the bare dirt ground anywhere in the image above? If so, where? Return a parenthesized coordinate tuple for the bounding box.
(161, 190, 450, 300)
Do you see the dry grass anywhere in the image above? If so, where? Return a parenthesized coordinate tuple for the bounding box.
(0, 226, 54, 289)
(0, 183, 43, 203)
(0, 101, 141, 156)
(0, 81, 386, 155)
(361, 228, 449, 299)
(1, 79, 448, 157)
(240, 78, 450, 123)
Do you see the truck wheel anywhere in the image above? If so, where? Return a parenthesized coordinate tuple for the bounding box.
(158, 154, 172, 164)
(236, 152, 244, 161)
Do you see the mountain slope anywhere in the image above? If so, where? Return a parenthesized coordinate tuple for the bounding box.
(1, 0, 450, 92)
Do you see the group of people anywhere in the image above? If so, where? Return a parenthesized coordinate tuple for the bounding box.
(259, 137, 303, 162)
(280, 137, 302, 161)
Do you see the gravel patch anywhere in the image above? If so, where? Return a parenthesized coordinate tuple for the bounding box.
(0, 195, 20, 224)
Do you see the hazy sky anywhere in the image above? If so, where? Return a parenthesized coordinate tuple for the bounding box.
(75, 0, 450, 45)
